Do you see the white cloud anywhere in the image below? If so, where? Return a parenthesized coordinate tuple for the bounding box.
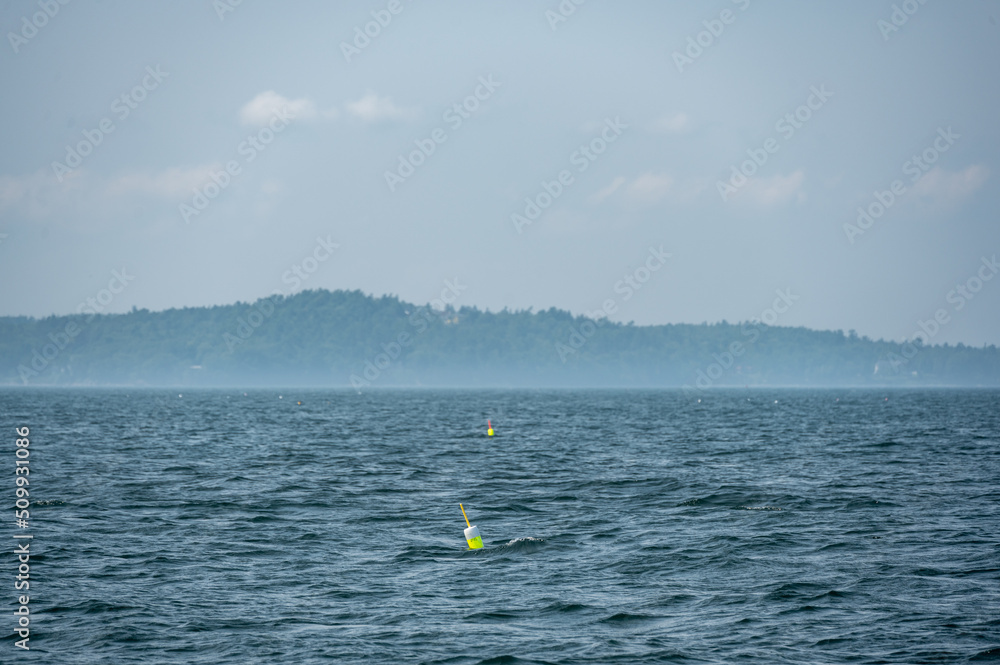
(345, 91, 414, 122)
(0, 174, 30, 207)
(260, 179, 285, 196)
(0, 169, 63, 217)
(591, 172, 706, 205)
(739, 171, 806, 206)
(911, 165, 988, 201)
(627, 172, 675, 202)
(0, 165, 225, 224)
(106, 165, 220, 198)
(649, 112, 689, 133)
(240, 90, 317, 126)
(589, 176, 626, 203)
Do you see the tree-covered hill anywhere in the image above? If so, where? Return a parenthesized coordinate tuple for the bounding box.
(1, 289, 997, 387)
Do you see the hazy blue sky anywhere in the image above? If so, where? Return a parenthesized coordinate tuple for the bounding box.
(1, 0, 998, 346)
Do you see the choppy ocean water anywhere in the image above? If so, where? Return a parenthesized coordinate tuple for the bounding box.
(3, 388, 999, 664)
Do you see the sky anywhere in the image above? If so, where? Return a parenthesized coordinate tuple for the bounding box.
(1, 0, 998, 346)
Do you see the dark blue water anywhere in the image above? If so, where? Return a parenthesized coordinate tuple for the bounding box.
(4, 388, 999, 663)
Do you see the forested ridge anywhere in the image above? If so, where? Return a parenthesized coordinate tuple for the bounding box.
(1, 289, 997, 387)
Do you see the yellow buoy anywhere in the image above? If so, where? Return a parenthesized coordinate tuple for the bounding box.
(460, 503, 483, 549)
(487, 419, 494, 437)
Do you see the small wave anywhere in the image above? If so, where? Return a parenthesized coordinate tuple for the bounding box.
(541, 600, 591, 614)
(495, 537, 546, 554)
(738, 505, 782, 511)
(392, 544, 453, 562)
(494, 503, 544, 514)
(955, 567, 1000, 577)
(764, 582, 831, 601)
(971, 647, 1000, 660)
(474, 656, 537, 665)
(464, 610, 521, 622)
(599, 611, 661, 624)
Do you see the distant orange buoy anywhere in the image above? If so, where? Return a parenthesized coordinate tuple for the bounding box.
(487, 419, 494, 437)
